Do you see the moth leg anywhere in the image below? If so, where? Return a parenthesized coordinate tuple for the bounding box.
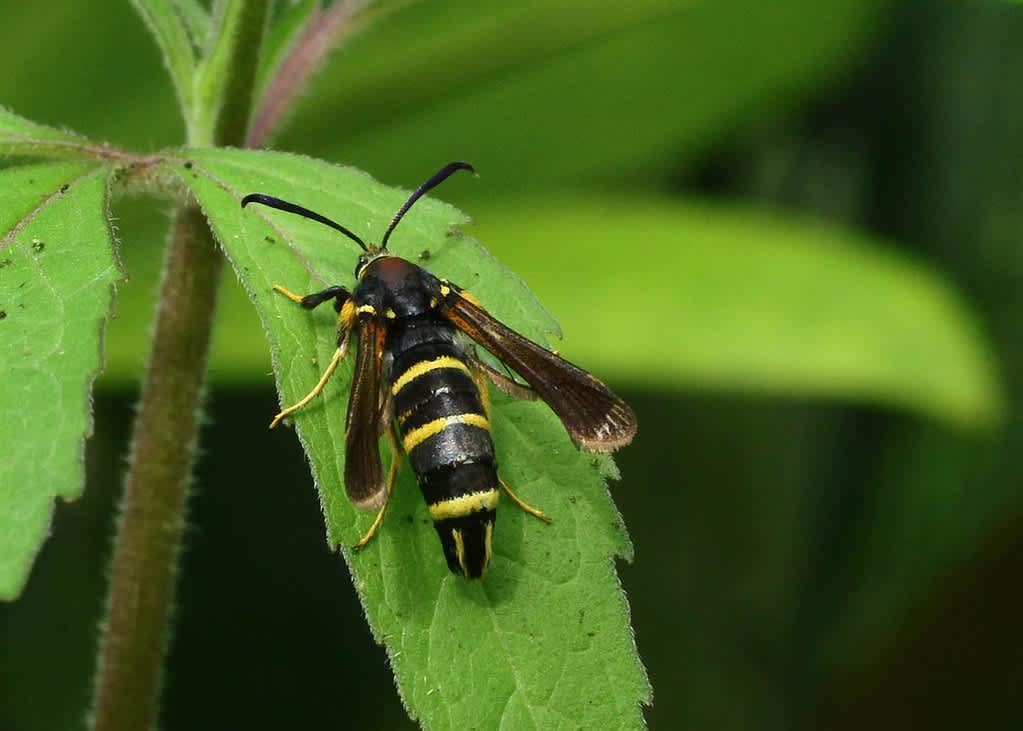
(470, 358, 547, 522)
(269, 335, 350, 429)
(354, 426, 402, 550)
(499, 476, 551, 524)
(273, 284, 349, 310)
(471, 351, 537, 401)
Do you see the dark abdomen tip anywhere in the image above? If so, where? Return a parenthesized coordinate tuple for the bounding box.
(434, 512, 495, 579)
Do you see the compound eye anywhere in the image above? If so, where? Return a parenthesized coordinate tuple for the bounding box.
(354, 254, 370, 279)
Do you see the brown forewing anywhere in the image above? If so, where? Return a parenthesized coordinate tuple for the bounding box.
(443, 291, 636, 452)
(344, 318, 388, 510)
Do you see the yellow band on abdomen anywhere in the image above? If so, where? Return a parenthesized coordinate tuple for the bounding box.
(391, 356, 471, 396)
(402, 413, 490, 452)
(428, 489, 500, 521)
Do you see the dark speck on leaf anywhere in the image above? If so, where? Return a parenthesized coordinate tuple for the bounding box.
(264, 236, 275, 244)
(183, 161, 193, 169)
(418, 249, 431, 261)
(31, 240, 45, 253)
(568, 495, 577, 504)
(0, 258, 11, 269)
(60, 183, 70, 193)
(405, 514, 414, 524)
(421, 518, 429, 525)
(0, 311, 6, 320)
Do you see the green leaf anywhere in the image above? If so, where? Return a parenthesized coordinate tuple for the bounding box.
(100, 188, 1001, 433)
(0, 161, 120, 600)
(284, 0, 887, 188)
(169, 147, 650, 728)
(471, 196, 1003, 430)
(130, 0, 198, 122)
(102, 190, 1003, 431)
(0, 106, 106, 161)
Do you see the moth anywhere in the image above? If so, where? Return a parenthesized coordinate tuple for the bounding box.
(242, 162, 636, 578)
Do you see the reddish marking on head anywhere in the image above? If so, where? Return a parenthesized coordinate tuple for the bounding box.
(370, 256, 419, 287)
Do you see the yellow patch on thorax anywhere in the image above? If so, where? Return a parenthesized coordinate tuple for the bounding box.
(339, 299, 356, 329)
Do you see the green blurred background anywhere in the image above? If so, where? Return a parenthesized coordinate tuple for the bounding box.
(3, 0, 1023, 728)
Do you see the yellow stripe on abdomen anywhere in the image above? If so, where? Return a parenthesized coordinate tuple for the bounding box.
(452, 529, 468, 576)
(402, 413, 490, 452)
(391, 356, 471, 395)
(428, 489, 499, 521)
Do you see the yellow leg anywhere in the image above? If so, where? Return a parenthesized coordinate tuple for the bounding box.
(499, 477, 552, 523)
(354, 428, 402, 550)
(269, 338, 349, 428)
(273, 284, 306, 304)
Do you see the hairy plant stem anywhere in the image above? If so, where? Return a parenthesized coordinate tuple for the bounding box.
(91, 2, 269, 728)
(90, 207, 223, 730)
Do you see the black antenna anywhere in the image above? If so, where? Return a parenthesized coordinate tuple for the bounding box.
(380, 161, 475, 249)
(241, 193, 368, 252)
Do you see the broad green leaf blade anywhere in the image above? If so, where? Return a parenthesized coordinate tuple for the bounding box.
(0, 162, 121, 600)
(474, 197, 1002, 430)
(130, 0, 198, 120)
(100, 190, 1001, 434)
(285, 0, 886, 189)
(0, 106, 110, 161)
(169, 148, 650, 728)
